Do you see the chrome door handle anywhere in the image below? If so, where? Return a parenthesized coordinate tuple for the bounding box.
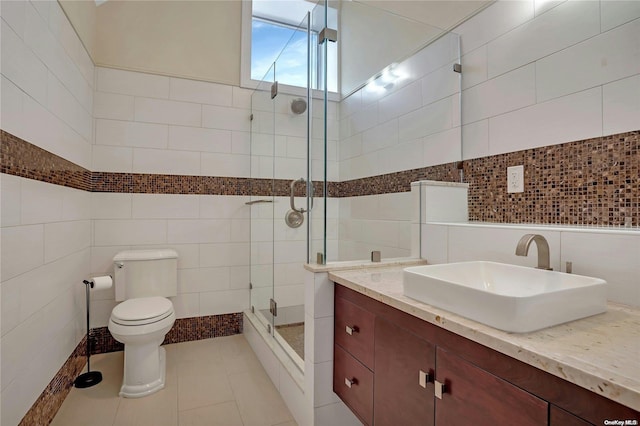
(345, 377, 357, 388)
(290, 178, 313, 213)
(290, 178, 306, 213)
(435, 380, 446, 399)
(345, 325, 359, 335)
(419, 370, 431, 388)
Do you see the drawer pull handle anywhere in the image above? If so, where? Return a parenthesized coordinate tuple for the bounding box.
(345, 377, 358, 388)
(345, 325, 359, 335)
(435, 380, 446, 399)
(419, 370, 431, 388)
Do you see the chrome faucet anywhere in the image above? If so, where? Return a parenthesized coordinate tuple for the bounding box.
(515, 234, 552, 270)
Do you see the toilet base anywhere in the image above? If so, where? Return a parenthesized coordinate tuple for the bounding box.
(119, 346, 167, 398)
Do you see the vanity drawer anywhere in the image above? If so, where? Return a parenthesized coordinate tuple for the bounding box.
(334, 344, 374, 426)
(335, 295, 375, 369)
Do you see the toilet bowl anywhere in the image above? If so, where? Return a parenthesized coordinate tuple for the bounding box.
(108, 249, 178, 398)
(108, 296, 176, 398)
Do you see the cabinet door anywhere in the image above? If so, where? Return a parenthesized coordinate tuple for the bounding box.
(334, 344, 374, 426)
(374, 317, 436, 426)
(435, 347, 548, 426)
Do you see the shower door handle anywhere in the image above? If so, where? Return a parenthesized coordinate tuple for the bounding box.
(290, 178, 313, 213)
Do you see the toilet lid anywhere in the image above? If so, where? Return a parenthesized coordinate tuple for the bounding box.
(111, 297, 173, 326)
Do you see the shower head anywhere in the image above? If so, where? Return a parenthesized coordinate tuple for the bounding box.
(290, 98, 307, 115)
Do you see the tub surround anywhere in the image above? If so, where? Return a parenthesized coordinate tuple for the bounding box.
(329, 264, 640, 412)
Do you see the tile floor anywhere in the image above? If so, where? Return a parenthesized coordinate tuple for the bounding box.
(51, 335, 297, 426)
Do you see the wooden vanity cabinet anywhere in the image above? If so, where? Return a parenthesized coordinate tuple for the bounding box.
(333, 284, 640, 426)
(334, 295, 376, 425)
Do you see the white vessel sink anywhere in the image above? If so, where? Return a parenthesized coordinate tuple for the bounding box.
(403, 261, 607, 333)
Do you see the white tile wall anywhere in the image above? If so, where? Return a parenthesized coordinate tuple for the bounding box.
(2, 2, 639, 425)
(338, 0, 640, 191)
(536, 18, 640, 102)
(338, 193, 412, 261)
(486, 0, 600, 78)
(92, 67, 264, 180)
(488, 87, 603, 155)
(95, 119, 168, 149)
(420, 223, 640, 307)
(1, 176, 90, 426)
(1, 1, 93, 169)
(89, 194, 253, 326)
(603, 74, 640, 136)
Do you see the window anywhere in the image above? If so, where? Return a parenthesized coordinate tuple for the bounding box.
(242, 0, 338, 93)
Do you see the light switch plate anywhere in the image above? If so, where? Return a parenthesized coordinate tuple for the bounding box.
(507, 165, 524, 193)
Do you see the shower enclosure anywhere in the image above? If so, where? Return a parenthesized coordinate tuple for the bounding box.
(248, 1, 335, 369)
(247, 0, 463, 371)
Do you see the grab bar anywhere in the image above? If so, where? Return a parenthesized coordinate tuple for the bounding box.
(290, 178, 313, 213)
(245, 199, 273, 205)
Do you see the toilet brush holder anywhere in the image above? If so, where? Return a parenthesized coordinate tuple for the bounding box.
(74, 279, 104, 388)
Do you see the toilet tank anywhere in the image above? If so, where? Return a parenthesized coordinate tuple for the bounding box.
(113, 249, 178, 301)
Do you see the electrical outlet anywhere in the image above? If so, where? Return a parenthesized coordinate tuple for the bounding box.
(507, 165, 524, 193)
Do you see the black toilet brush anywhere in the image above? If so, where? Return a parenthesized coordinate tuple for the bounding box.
(74, 279, 103, 388)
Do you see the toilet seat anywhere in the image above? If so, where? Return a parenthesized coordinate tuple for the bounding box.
(111, 296, 174, 326)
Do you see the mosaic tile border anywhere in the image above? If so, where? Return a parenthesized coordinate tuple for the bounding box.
(2, 129, 638, 226)
(18, 337, 87, 426)
(0, 130, 91, 191)
(19, 313, 243, 425)
(92, 312, 243, 354)
(465, 131, 639, 227)
(334, 131, 639, 227)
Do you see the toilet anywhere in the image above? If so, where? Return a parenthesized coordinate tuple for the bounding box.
(108, 249, 178, 398)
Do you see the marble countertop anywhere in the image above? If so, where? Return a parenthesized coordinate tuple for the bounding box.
(328, 265, 640, 411)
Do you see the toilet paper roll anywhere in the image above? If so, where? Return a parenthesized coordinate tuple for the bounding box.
(91, 275, 113, 290)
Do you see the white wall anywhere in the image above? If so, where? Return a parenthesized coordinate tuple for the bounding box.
(336, 30, 461, 262)
(0, 1, 94, 425)
(91, 66, 253, 325)
(338, 31, 461, 181)
(93, 66, 253, 176)
(458, 0, 640, 159)
(338, 0, 640, 176)
(338, 193, 413, 261)
(94, 0, 242, 86)
(336, 0, 640, 263)
(422, 223, 640, 307)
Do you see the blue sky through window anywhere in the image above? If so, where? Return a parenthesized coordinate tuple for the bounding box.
(251, 18, 308, 88)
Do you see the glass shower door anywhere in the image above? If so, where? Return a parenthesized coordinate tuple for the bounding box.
(249, 11, 313, 370)
(249, 64, 276, 333)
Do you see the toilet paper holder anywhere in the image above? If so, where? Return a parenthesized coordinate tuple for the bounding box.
(74, 275, 112, 389)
